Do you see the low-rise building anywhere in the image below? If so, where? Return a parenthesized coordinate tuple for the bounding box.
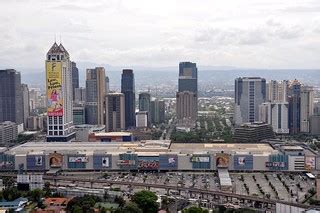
(233, 122, 275, 142)
(0, 121, 17, 143)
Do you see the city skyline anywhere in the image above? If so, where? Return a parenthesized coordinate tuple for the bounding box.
(1, 0, 320, 71)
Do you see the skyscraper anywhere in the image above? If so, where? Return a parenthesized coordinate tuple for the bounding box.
(288, 80, 301, 134)
(300, 86, 314, 133)
(176, 91, 197, 122)
(46, 42, 75, 142)
(234, 77, 266, 125)
(121, 69, 135, 129)
(71, 62, 79, 101)
(105, 93, 125, 132)
(176, 62, 198, 125)
(0, 69, 23, 125)
(85, 67, 106, 125)
(267, 80, 289, 102)
(139, 92, 151, 125)
(105, 76, 110, 94)
(178, 62, 198, 93)
(150, 98, 165, 124)
(259, 102, 289, 134)
(21, 84, 30, 129)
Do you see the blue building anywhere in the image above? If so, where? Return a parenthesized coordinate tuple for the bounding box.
(121, 69, 135, 129)
(178, 62, 198, 94)
(288, 80, 301, 134)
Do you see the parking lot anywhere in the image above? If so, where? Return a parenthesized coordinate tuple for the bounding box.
(58, 171, 315, 203)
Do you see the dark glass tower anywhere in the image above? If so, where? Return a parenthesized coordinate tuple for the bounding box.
(71, 62, 79, 101)
(288, 80, 301, 134)
(0, 69, 23, 125)
(121, 69, 135, 129)
(178, 62, 198, 93)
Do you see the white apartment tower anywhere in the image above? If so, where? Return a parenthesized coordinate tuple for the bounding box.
(259, 102, 289, 134)
(46, 42, 75, 142)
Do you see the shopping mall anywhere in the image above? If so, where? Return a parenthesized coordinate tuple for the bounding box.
(0, 140, 318, 172)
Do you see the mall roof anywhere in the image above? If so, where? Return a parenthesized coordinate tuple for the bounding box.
(6, 141, 279, 156)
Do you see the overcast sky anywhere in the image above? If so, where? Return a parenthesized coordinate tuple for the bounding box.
(1, 0, 320, 70)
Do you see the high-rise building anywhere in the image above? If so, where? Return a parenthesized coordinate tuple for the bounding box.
(85, 67, 106, 125)
(73, 107, 86, 125)
(21, 84, 30, 129)
(105, 76, 110, 94)
(0, 69, 23, 125)
(234, 77, 266, 125)
(300, 86, 314, 133)
(267, 80, 289, 102)
(105, 93, 125, 132)
(233, 122, 274, 142)
(121, 69, 135, 129)
(176, 91, 197, 122)
(150, 98, 165, 124)
(288, 80, 301, 134)
(259, 102, 289, 134)
(46, 42, 75, 142)
(177, 62, 198, 124)
(71, 62, 79, 101)
(139, 92, 151, 125)
(0, 121, 18, 144)
(136, 111, 148, 128)
(74, 87, 86, 104)
(178, 62, 198, 93)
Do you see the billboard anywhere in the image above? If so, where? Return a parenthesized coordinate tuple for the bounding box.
(102, 157, 110, 167)
(49, 153, 63, 168)
(233, 155, 253, 170)
(35, 156, 43, 166)
(138, 157, 159, 170)
(69, 156, 88, 163)
(216, 153, 229, 168)
(305, 156, 316, 170)
(117, 160, 136, 165)
(190, 156, 210, 163)
(46, 61, 63, 116)
(266, 162, 286, 168)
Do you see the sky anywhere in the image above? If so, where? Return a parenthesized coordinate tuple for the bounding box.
(1, 0, 320, 71)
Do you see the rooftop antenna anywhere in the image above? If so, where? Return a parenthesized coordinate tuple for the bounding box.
(54, 34, 56, 43)
(60, 34, 62, 44)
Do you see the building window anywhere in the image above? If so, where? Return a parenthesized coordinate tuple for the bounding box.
(54, 117, 57, 124)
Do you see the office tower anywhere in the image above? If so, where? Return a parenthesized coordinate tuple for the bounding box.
(139, 92, 151, 124)
(46, 42, 75, 142)
(74, 87, 86, 105)
(105, 93, 125, 132)
(178, 62, 198, 93)
(105, 76, 110, 94)
(0, 69, 23, 125)
(267, 80, 289, 102)
(259, 102, 289, 134)
(136, 111, 148, 128)
(0, 121, 18, 143)
(73, 107, 86, 125)
(177, 62, 198, 124)
(176, 91, 197, 122)
(300, 86, 314, 133)
(159, 100, 165, 123)
(234, 77, 266, 125)
(310, 115, 320, 135)
(29, 89, 39, 111)
(21, 84, 30, 129)
(314, 102, 320, 115)
(71, 62, 79, 101)
(27, 116, 44, 131)
(288, 80, 301, 134)
(85, 67, 106, 125)
(150, 98, 165, 124)
(121, 69, 135, 129)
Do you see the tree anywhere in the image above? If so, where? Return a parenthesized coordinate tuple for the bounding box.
(29, 189, 44, 202)
(43, 181, 52, 197)
(2, 187, 21, 201)
(132, 190, 159, 213)
(3, 177, 15, 189)
(183, 206, 207, 213)
(115, 195, 125, 207)
(116, 202, 143, 213)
